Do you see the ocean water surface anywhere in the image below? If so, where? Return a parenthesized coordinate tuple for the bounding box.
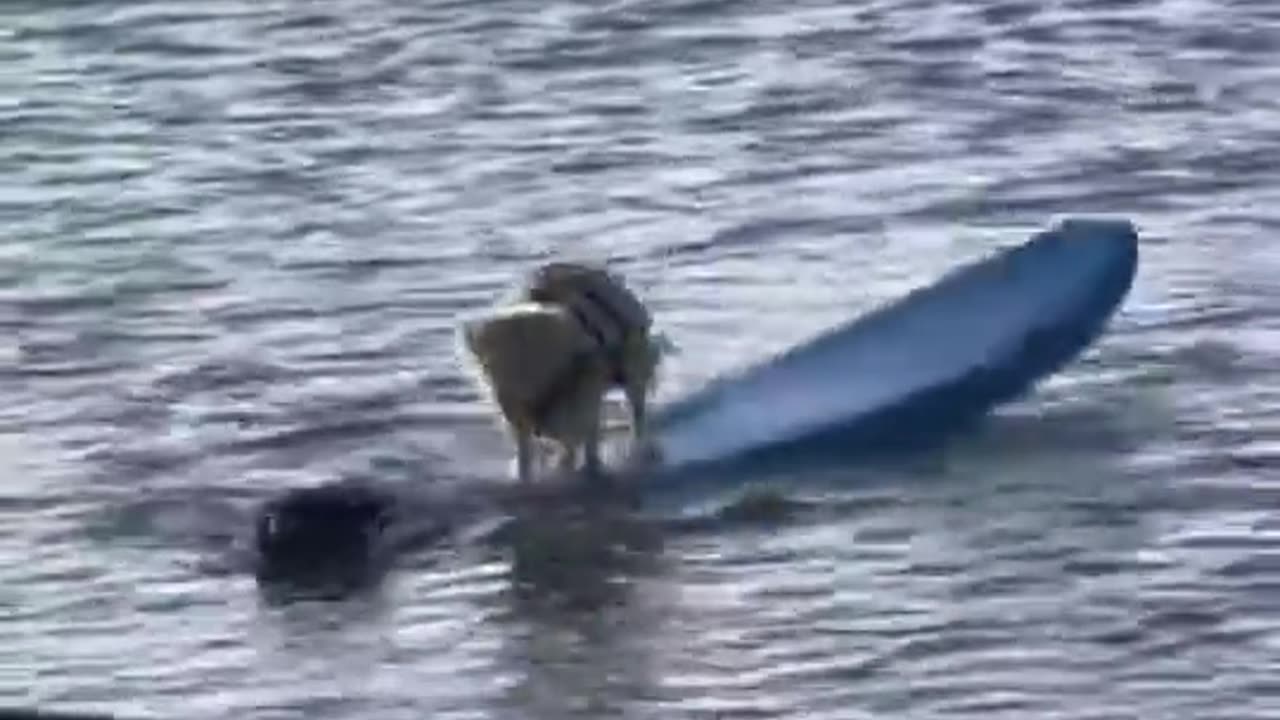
(4, 0, 1280, 717)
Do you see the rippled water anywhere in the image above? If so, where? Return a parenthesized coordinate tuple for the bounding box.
(4, 0, 1280, 717)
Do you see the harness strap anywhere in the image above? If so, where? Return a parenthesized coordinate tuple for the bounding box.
(527, 284, 635, 384)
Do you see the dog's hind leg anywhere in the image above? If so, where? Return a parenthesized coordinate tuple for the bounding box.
(624, 383, 647, 441)
(621, 334, 661, 445)
(624, 372, 668, 468)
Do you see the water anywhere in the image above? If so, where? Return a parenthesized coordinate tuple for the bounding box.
(3, 0, 1280, 717)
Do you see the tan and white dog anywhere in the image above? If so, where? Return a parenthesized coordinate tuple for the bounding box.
(459, 262, 668, 483)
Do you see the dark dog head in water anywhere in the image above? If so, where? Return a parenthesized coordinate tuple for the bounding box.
(253, 480, 396, 598)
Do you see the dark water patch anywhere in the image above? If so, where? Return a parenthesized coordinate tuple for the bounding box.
(210, 414, 401, 455)
(80, 444, 201, 486)
(6, 360, 132, 381)
(152, 357, 286, 397)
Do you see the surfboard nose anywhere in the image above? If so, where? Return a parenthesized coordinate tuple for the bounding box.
(997, 217, 1139, 314)
(1035, 217, 1139, 266)
(1055, 217, 1138, 241)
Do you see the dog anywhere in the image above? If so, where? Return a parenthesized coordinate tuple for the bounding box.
(458, 261, 666, 483)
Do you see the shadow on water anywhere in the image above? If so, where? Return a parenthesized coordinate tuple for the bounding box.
(476, 484, 676, 719)
(495, 489, 667, 614)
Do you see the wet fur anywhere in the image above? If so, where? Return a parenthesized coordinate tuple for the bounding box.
(459, 264, 662, 482)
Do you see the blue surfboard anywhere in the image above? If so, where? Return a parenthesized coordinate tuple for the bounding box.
(645, 217, 1139, 483)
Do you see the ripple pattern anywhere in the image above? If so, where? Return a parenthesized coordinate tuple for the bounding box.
(3, 0, 1280, 718)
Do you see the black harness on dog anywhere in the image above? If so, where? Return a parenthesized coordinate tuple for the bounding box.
(526, 283, 634, 427)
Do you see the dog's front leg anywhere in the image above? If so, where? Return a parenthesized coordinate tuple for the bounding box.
(515, 430, 534, 483)
(583, 402, 606, 475)
(624, 387, 664, 468)
(625, 385, 648, 443)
